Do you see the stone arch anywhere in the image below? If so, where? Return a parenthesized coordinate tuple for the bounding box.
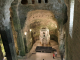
(0, 0, 69, 60)
(22, 10, 59, 52)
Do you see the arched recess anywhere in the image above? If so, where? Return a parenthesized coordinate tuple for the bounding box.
(45, 0, 48, 3)
(32, 0, 35, 4)
(21, 0, 28, 4)
(22, 10, 59, 52)
(38, 0, 41, 3)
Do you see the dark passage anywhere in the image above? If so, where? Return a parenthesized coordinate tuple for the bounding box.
(45, 0, 48, 3)
(38, 0, 41, 3)
(21, 0, 28, 4)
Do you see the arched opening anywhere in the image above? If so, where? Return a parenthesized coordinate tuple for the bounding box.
(45, 0, 48, 3)
(21, 0, 28, 4)
(2, 0, 68, 60)
(23, 10, 59, 55)
(32, 0, 35, 4)
(38, 0, 41, 3)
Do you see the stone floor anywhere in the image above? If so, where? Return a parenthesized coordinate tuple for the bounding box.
(18, 40, 65, 60)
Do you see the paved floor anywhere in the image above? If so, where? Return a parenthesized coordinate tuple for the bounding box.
(18, 40, 65, 60)
(26, 53, 62, 60)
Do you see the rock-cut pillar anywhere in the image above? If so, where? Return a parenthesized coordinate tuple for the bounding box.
(1, 24, 17, 60)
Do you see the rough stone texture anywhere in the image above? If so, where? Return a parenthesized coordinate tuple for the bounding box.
(10, 12, 19, 54)
(26, 29, 33, 52)
(18, 0, 67, 29)
(1, 24, 18, 60)
(11, 1, 26, 56)
(16, 0, 67, 53)
(8, 0, 67, 54)
(1, 0, 80, 60)
(0, 0, 67, 59)
(64, 0, 80, 60)
(0, 0, 18, 60)
(22, 10, 59, 52)
(23, 10, 58, 42)
(0, 0, 14, 29)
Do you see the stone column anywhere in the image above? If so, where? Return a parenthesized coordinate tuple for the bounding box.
(27, 30, 32, 52)
(28, 0, 32, 4)
(35, 0, 38, 3)
(41, 0, 45, 3)
(11, 3, 25, 56)
(24, 37, 28, 53)
(1, 24, 17, 60)
(17, 30, 25, 56)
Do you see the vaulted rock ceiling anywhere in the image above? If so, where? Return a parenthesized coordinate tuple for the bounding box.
(23, 10, 58, 42)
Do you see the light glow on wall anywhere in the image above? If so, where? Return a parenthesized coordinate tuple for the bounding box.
(69, 0, 75, 38)
(30, 29, 32, 32)
(24, 32, 27, 35)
